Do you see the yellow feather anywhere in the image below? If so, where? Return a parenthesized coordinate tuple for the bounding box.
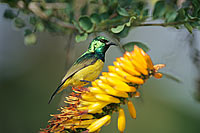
(61, 59, 104, 89)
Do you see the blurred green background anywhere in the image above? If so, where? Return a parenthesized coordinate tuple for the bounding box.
(1, 3, 200, 133)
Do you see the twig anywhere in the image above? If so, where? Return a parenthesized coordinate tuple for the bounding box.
(109, 13, 118, 19)
(42, 3, 67, 9)
(28, 2, 76, 30)
(50, 18, 76, 30)
(133, 19, 198, 27)
(28, 2, 48, 19)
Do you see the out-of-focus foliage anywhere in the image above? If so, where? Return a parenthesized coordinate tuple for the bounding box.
(1, 0, 200, 45)
(122, 41, 149, 52)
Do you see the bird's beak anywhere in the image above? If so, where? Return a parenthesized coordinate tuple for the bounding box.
(107, 42, 117, 46)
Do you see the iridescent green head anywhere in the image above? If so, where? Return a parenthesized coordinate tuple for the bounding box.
(87, 36, 116, 54)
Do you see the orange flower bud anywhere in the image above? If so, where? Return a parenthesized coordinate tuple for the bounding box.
(134, 91, 140, 98)
(127, 100, 136, 119)
(154, 73, 163, 79)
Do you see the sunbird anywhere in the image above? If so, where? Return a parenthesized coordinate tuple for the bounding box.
(48, 36, 116, 104)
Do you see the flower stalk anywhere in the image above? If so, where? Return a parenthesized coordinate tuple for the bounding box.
(42, 46, 165, 133)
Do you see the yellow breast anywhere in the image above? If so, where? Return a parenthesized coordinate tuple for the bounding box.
(69, 59, 104, 86)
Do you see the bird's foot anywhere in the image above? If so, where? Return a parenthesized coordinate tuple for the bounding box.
(80, 80, 91, 84)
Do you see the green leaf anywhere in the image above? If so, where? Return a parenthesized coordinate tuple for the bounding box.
(24, 33, 37, 46)
(72, 20, 84, 34)
(190, 21, 200, 28)
(90, 13, 101, 24)
(165, 10, 177, 22)
(111, 24, 125, 33)
(65, 3, 73, 20)
(3, 9, 16, 19)
(24, 29, 32, 36)
(175, 8, 186, 21)
(143, 9, 149, 17)
(100, 12, 109, 20)
(184, 23, 193, 33)
(115, 26, 130, 38)
(14, 17, 26, 28)
(90, 0, 98, 4)
(44, 9, 53, 16)
(75, 33, 88, 43)
(153, 1, 166, 19)
(161, 72, 182, 83)
(79, 16, 93, 32)
(122, 41, 149, 52)
(81, 3, 88, 15)
(126, 16, 136, 27)
(117, 6, 129, 17)
(21, 9, 30, 15)
(102, 0, 109, 5)
(136, 1, 145, 11)
(29, 16, 37, 25)
(36, 22, 45, 32)
(86, 25, 95, 33)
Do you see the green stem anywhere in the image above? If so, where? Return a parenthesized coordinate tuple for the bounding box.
(133, 19, 198, 27)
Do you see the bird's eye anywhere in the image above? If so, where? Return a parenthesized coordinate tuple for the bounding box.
(99, 39, 109, 43)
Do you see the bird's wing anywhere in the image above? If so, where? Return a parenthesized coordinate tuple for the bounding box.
(62, 53, 98, 83)
(48, 53, 98, 104)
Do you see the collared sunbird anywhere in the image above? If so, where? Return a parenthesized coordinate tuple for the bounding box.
(48, 36, 116, 104)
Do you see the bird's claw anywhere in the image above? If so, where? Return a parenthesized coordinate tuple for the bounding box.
(80, 80, 91, 84)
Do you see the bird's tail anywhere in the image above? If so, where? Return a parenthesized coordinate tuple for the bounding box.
(48, 79, 68, 104)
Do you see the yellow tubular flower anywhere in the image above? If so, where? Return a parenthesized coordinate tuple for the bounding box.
(127, 100, 136, 119)
(106, 72, 129, 82)
(114, 67, 144, 84)
(87, 115, 111, 132)
(123, 51, 133, 60)
(132, 46, 148, 69)
(131, 59, 149, 75)
(79, 100, 96, 106)
(118, 108, 126, 133)
(96, 109, 103, 114)
(118, 60, 141, 76)
(113, 61, 123, 69)
(120, 62, 141, 76)
(91, 81, 98, 87)
(95, 80, 129, 97)
(62, 119, 97, 126)
(81, 93, 98, 102)
(87, 102, 109, 113)
(88, 86, 106, 94)
(43, 47, 166, 133)
(106, 76, 135, 92)
(99, 75, 110, 83)
(142, 51, 154, 69)
(94, 94, 120, 103)
(118, 57, 134, 69)
(73, 114, 94, 119)
(63, 125, 89, 129)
